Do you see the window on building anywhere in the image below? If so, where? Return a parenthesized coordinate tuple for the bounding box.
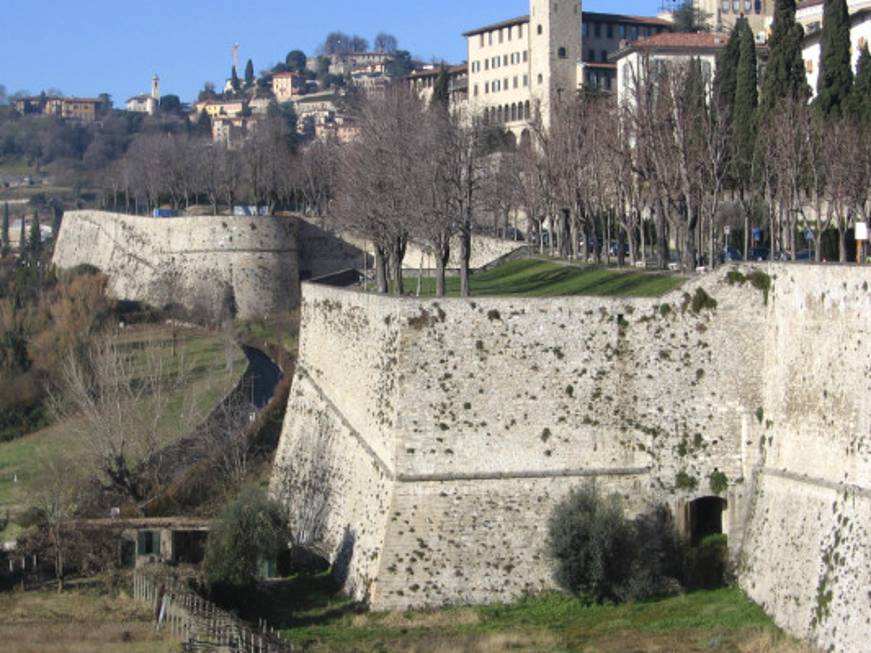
(504, 78, 509, 90)
(605, 73, 612, 90)
(537, 73, 543, 84)
(744, 0, 752, 11)
(485, 59, 490, 70)
(594, 22, 601, 37)
(588, 48, 595, 61)
(523, 74, 529, 86)
(607, 23, 614, 38)
(755, 0, 762, 12)
(601, 50, 607, 62)
(509, 26, 513, 40)
(480, 34, 484, 47)
(474, 84, 479, 96)
(628, 26, 637, 39)
(514, 76, 519, 88)
(485, 81, 490, 93)
(523, 50, 528, 62)
(503, 54, 508, 66)
(618, 24, 625, 38)
(582, 23, 589, 37)
(733, 0, 740, 11)
(499, 29, 504, 43)
(519, 24, 524, 38)
(537, 24, 543, 35)
(558, 47, 567, 58)
(489, 32, 493, 45)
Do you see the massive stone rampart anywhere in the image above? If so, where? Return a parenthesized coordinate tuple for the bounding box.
(52, 211, 299, 320)
(270, 263, 869, 652)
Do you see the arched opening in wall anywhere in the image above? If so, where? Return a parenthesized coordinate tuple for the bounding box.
(497, 106, 504, 123)
(504, 131, 517, 150)
(519, 128, 531, 149)
(687, 496, 726, 546)
(524, 100, 531, 119)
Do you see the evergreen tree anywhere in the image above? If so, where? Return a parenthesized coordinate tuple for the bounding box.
(1, 202, 9, 256)
(244, 59, 255, 87)
(758, 0, 809, 119)
(231, 66, 240, 92)
(713, 20, 742, 119)
(850, 43, 871, 124)
(28, 210, 42, 260)
(431, 67, 450, 109)
(816, 0, 853, 117)
(18, 213, 26, 255)
(733, 18, 759, 185)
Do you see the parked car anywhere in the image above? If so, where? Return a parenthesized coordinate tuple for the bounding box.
(607, 241, 630, 257)
(748, 247, 770, 261)
(794, 249, 816, 261)
(719, 246, 743, 263)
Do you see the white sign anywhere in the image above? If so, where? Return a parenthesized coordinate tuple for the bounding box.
(724, 225, 731, 235)
(856, 222, 868, 241)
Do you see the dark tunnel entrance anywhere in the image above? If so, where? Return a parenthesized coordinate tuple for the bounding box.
(688, 496, 727, 546)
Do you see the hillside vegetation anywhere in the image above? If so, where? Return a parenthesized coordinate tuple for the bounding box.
(402, 259, 685, 298)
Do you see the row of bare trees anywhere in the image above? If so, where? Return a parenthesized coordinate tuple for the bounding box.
(103, 117, 336, 216)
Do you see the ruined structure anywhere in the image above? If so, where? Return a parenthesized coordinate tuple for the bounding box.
(271, 264, 870, 653)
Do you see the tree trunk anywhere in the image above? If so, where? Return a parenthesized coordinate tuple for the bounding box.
(435, 238, 450, 298)
(375, 245, 388, 294)
(459, 221, 471, 297)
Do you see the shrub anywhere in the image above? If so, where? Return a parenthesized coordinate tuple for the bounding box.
(203, 486, 289, 587)
(547, 483, 634, 602)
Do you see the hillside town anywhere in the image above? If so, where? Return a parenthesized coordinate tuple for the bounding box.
(0, 1, 870, 652)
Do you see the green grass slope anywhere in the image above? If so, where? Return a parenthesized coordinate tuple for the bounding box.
(402, 259, 685, 298)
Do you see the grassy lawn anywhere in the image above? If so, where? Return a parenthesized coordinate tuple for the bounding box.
(401, 259, 685, 298)
(0, 325, 245, 528)
(0, 585, 176, 653)
(236, 311, 300, 357)
(212, 575, 809, 653)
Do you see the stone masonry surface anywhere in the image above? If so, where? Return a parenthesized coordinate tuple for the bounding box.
(52, 211, 299, 320)
(269, 263, 870, 653)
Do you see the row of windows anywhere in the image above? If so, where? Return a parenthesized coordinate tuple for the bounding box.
(585, 70, 613, 91)
(722, 0, 765, 14)
(471, 50, 529, 73)
(478, 23, 525, 47)
(582, 22, 664, 41)
(587, 49, 611, 63)
(473, 74, 531, 96)
(482, 101, 532, 125)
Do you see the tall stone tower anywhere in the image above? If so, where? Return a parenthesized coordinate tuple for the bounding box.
(148, 74, 160, 116)
(529, 0, 582, 128)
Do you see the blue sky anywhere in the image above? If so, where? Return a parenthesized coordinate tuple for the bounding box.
(1, 0, 660, 104)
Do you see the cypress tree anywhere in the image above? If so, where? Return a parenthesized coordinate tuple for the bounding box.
(244, 59, 255, 87)
(816, 0, 853, 117)
(850, 43, 871, 124)
(733, 18, 759, 186)
(28, 210, 42, 260)
(231, 66, 240, 92)
(18, 212, 26, 255)
(431, 67, 451, 110)
(1, 202, 9, 256)
(758, 0, 809, 119)
(713, 20, 743, 121)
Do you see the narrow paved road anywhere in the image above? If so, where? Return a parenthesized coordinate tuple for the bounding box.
(241, 345, 283, 409)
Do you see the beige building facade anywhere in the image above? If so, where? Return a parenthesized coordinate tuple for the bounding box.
(465, 0, 582, 136)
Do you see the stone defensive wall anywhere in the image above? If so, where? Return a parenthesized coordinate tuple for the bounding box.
(53, 211, 299, 321)
(270, 262, 870, 652)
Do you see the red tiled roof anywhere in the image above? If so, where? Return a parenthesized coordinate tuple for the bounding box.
(584, 62, 617, 70)
(407, 64, 467, 79)
(272, 71, 304, 78)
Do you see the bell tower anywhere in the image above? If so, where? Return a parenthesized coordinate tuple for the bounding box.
(529, 0, 582, 128)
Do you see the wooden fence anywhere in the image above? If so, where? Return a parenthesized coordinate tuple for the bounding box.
(133, 572, 296, 653)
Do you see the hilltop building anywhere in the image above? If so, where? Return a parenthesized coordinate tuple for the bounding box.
(802, 6, 871, 95)
(613, 32, 730, 107)
(463, 1, 668, 136)
(581, 13, 671, 91)
(407, 64, 469, 108)
(272, 71, 307, 103)
(14, 96, 103, 122)
(691, 0, 774, 33)
(126, 74, 160, 115)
